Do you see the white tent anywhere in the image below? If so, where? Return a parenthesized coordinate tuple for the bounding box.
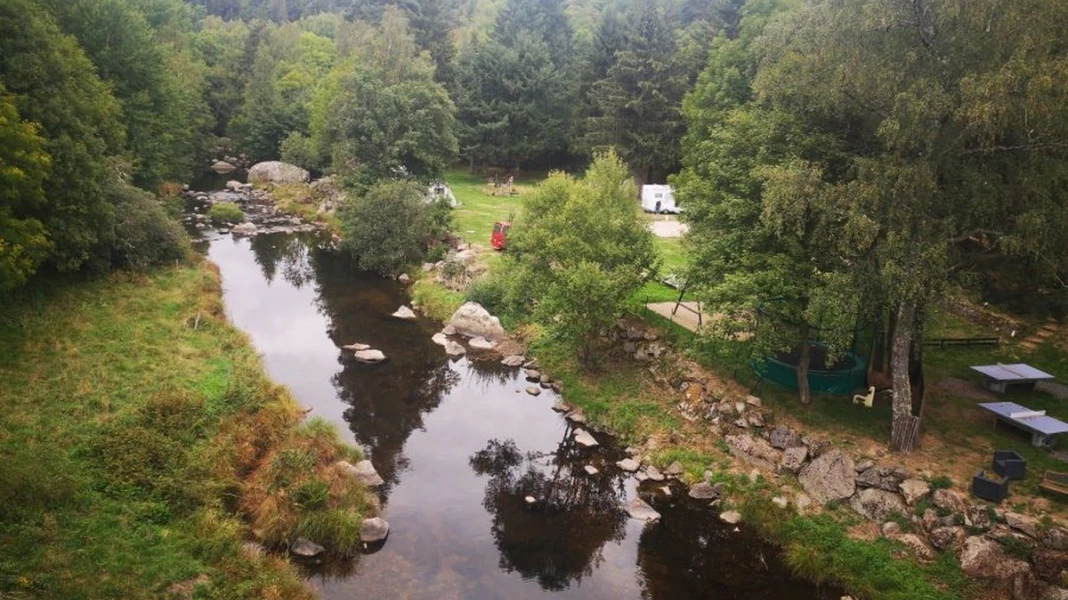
(640, 185, 679, 214)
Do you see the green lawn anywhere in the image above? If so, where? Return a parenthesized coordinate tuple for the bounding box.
(445, 167, 690, 303)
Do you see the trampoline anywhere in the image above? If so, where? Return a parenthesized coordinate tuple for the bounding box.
(754, 344, 868, 395)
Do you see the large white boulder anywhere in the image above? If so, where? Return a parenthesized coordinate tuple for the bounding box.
(447, 302, 507, 340)
(247, 161, 310, 184)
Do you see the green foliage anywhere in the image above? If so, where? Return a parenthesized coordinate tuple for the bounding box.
(0, 0, 123, 273)
(929, 475, 953, 491)
(280, 131, 319, 170)
(294, 508, 361, 553)
(454, 0, 572, 170)
(579, 0, 687, 182)
(294, 479, 331, 510)
(0, 88, 52, 290)
(41, 0, 212, 185)
(339, 180, 442, 276)
(110, 184, 191, 271)
(209, 202, 246, 225)
(508, 151, 659, 368)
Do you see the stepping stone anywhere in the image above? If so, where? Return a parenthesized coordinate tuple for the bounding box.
(551, 400, 573, 413)
(573, 429, 599, 448)
(392, 306, 417, 320)
(616, 458, 640, 472)
(526, 386, 541, 396)
(625, 497, 661, 522)
(501, 355, 525, 367)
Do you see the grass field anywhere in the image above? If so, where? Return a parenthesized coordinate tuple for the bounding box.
(444, 168, 689, 302)
(0, 261, 366, 599)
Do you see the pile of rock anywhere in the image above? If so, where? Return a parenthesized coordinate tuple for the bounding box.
(606, 321, 666, 363)
(424, 242, 490, 292)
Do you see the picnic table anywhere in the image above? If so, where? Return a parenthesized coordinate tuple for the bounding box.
(971, 363, 1055, 393)
(978, 401, 1068, 447)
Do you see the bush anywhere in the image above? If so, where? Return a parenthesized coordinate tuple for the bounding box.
(338, 180, 437, 276)
(110, 183, 189, 271)
(208, 202, 244, 225)
(466, 276, 510, 318)
(280, 132, 320, 172)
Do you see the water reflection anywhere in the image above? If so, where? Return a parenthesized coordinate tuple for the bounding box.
(204, 230, 842, 600)
(471, 436, 627, 591)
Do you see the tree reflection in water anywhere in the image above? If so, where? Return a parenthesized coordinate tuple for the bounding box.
(470, 431, 627, 591)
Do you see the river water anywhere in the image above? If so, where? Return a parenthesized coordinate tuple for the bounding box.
(201, 229, 839, 600)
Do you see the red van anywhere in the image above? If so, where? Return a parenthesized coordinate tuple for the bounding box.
(491, 221, 510, 250)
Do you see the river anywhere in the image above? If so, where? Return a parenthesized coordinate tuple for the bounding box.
(199, 228, 840, 600)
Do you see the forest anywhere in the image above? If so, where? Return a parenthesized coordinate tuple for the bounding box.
(2, 0, 1068, 452)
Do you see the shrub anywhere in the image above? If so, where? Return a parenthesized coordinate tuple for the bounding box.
(466, 276, 510, 318)
(280, 132, 320, 171)
(110, 183, 189, 270)
(929, 475, 953, 491)
(208, 202, 244, 225)
(338, 180, 437, 276)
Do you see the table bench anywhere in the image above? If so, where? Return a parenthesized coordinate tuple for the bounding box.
(971, 363, 1055, 393)
(978, 401, 1068, 447)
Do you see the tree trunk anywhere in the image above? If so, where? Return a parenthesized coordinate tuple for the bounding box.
(885, 305, 897, 374)
(890, 299, 921, 452)
(797, 331, 812, 405)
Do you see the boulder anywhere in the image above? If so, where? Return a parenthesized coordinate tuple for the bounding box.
(745, 395, 762, 408)
(392, 306, 417, 320)
(850, 488, 907, 522)
(431, 333, 448, 346)
(339, 460, 384, 487)
(720, 510, 742, 524)
(247, 160, 310, 184)
(1043, 527, 1068, 551)
(526, 386, 541, 396)
(398, 273, 411, 283)
(290, 538, 324, 558)
(645, 466, 666, 482)
(898, 479, 931, 506)
(798, 449, 857, 504)
(966, 505, 992, 531)
(501, 355, 525, 367)
(565, 409, 587, 424)
(573, 429, 599, 448)
(524, 369, 541, 381)
(689, 482, 720, 500)
(1033, 548, 1068, 583)
(960, 536, 1032, 581)
(1006, 512, 1041, 539)
(225, 180, 244, 191)
(442, 324, 457, 335)
(664, 461, 685, 477)
(551, 400, 573, 413)
(617, 458, 640, 473)
(210, 160, 236, 174)
(779, 446, 808, 474)
(724, 433, 782, 471)
(360, 517, 390, 543)
(856, 467, 906, 492)
(469, 336, 496, 350)
(929, 526, 966, 550)
(447, 302, 507, 340)
(768, 425, 802, 450)
(231, 222, 258, 236)
(444, 341, 466, 357)
(881, 521, 901, 537)
(896, 533, 936, 561)
(352, 349, 387, 363)
(855, 459, 875, 473)
(932, 488, 967, 515)
(626, 497, 661, 522)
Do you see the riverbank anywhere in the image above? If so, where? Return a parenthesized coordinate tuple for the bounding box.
(0, 258, 373, 599)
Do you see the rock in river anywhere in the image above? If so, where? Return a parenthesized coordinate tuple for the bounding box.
(616, 458, 640, 472)
(573, 429, 599, 448)
(501, 355, 525, 367)
(447, 302, 507, 340)
(342, 342, 371, 351)
(444, 341, 466, 357)
(469, 336, 496, 350)
(626, 497, 661, 522)
(339, 460, 384, 487)
(352, 349, 387, 364)
(291, 537, 324, 558)
(210, 160, 236, 174)
(526, 386, 541, 396)
(689, 482, 720, 500)
(392, 305, 417, 320)
(360, 518, 390, 544)
(431, 333, 448, 346)
(720, 510, 742, 524)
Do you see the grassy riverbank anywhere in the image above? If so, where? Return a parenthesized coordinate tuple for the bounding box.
(0, 259, 367, 599)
